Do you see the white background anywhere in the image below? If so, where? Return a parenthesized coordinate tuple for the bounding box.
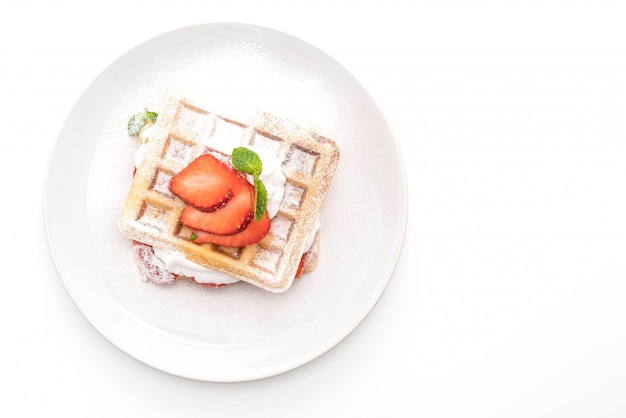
(2, 0, 626, 416)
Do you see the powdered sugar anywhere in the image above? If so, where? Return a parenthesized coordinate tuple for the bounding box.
(269, 214, 293, 241)
(151, 169, 174, 198)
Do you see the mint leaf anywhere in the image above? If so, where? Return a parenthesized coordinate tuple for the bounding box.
(231, 147, 267, 221)
(145, 111, 158, 124)
(231, 147, 262, 176)
(127, 113, 145, 136)
(253, 177, 267, 222)
(127, 109, 158, 136)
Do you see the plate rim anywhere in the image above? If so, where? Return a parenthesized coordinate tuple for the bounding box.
(43, 22, 408, 382)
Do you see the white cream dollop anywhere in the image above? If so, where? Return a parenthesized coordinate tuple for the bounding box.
(247, 145, 285, 219)
(151, 248, 240, 285)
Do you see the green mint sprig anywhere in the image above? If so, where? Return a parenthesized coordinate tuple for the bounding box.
(231, 147, 267, 222)
(127, 110, 158, 136)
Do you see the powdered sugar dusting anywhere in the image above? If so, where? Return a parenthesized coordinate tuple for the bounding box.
(136, 202, 168, 231)
(270, 214, 293, 241)
(203, 118, 250, 154)
(252, 247, 282, 274)
(176, 104, 209, 134)
(283, 145, 319, 179)
(281, 181, 306, 209)
(151, 169, 174, 197)
(163, 136, 194, 165)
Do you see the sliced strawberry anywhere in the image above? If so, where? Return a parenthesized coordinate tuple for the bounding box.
(180, 173, 255, 235)
(295, 252, 308, 279)
(189, 277, 230, 288)
(191, 211, 270, 247)
(170, 154, 236, 211)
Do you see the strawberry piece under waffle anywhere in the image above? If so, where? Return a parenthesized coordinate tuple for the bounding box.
(132, 241, 177, 285)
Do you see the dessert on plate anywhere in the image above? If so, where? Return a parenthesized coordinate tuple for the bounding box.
(118, 91, 340, 292)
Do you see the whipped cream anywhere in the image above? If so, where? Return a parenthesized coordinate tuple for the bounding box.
(134, 123, 318, 286)
(246, 144, 285, 219)
(152, 247, 240, 285)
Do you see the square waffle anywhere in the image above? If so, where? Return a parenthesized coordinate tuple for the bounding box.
(119, 91, 340, 292)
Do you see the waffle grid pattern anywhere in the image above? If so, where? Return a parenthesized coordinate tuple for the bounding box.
(119, 93, 339, 292)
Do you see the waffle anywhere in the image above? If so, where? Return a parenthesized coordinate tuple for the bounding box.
(119, 91, 340, 292)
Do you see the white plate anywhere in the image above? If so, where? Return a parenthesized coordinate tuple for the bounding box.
(44, 23, 407, 382)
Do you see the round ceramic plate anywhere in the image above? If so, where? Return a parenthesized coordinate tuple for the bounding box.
(44, 23, 407, 382)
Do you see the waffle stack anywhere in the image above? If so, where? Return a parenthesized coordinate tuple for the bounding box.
(119, 91, 340, 292)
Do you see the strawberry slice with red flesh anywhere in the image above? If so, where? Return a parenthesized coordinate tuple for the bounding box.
(180, 173, 255, 235)
(294, 252, 308, 279)
(191, 211, 270, 247)
(170, 154, 236, 211)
